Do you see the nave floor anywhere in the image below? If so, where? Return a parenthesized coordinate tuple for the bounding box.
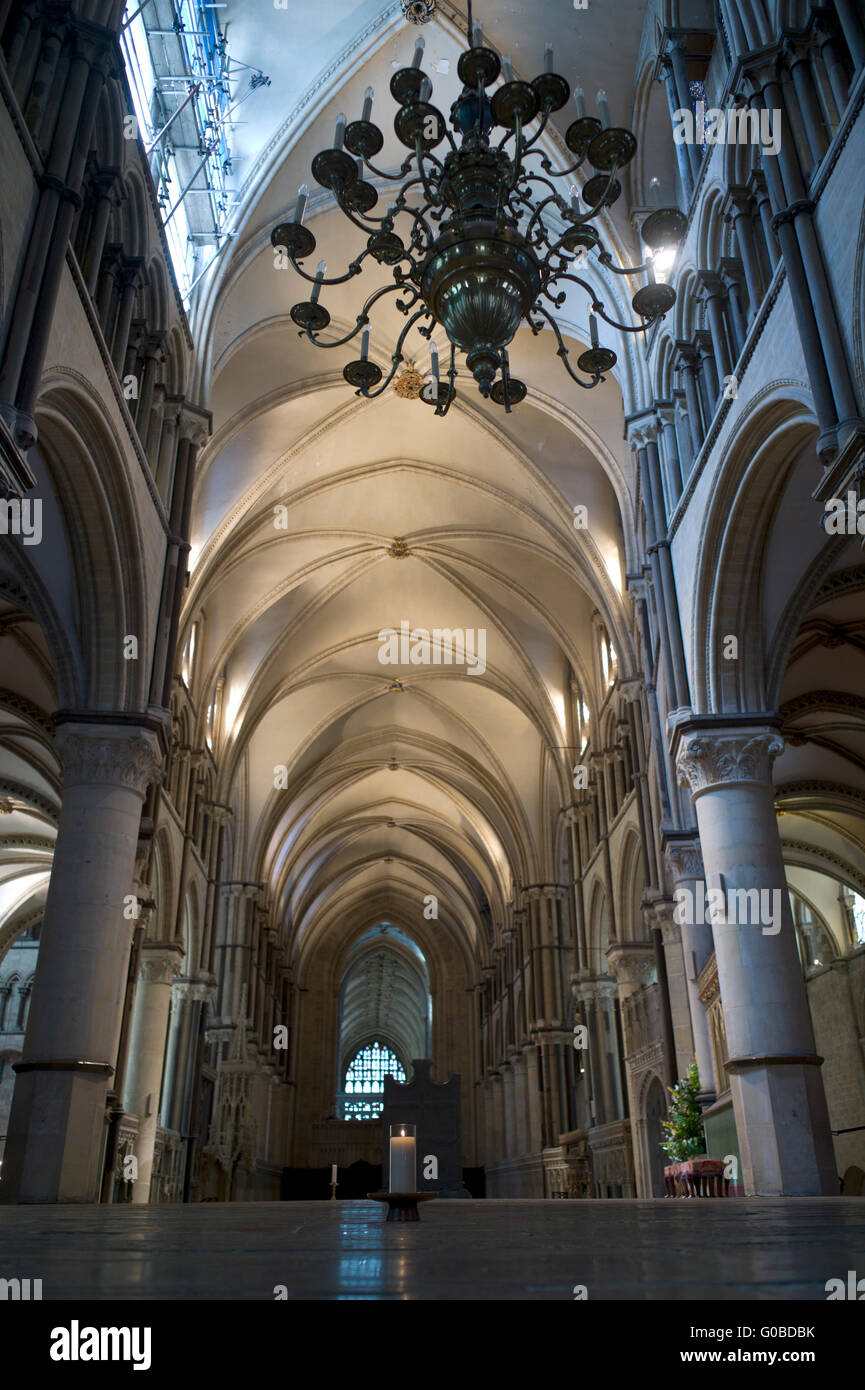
(1, 1198, 863, 1300)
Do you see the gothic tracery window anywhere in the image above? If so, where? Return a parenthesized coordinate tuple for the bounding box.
(341, 1041, 405, 1119)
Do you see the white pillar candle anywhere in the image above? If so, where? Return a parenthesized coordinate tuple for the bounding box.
(334, 112, 346, 149)
(331, 1163, 337, 1183)
(362, 86, 374, 122)
(389, 1123, 416, 1192)
(649, 176, 662, 208)
(295, 183, 309, 225)
(573, 86, 585, 118)
(596, 89, 611, 128)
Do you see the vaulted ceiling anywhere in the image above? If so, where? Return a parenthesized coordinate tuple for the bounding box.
(183, 0, 655, 981)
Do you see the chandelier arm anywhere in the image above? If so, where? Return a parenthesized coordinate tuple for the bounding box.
(503, 112, 525, 189)
(353, 308, 432, 399)
(524, 192, 566, 240)
(521, 101, 555, 151)
(542, 273, 661, 333)
(538, 152, 588, 179)
(414, 136, 443, 206)
(358, 152, 416, 183)
(287, 250, 368, 286)
(532, 305, 603, 389)
(333, 185, 398, 238)
(596, 249, 653, 277)
(569, 165, 621, 225)
(302, 282, 417, 350)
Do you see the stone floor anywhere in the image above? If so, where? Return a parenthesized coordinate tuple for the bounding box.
(2, 1198, 865, 1300)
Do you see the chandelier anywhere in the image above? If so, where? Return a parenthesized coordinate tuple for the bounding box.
(272, 4, 686, 415)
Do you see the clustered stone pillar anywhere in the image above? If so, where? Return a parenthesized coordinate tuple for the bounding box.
(666, 837, 716, 1103)
(676, 723, 837, 1195)
(1, 721, 162, 1203)
(123, 941, 184, 1203)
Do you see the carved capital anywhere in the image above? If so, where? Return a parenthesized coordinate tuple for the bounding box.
(54, 724, 162, 798)
(665, 837, 704, 883)
(606, 941, 656, 988)
(676, 728, 784, 795)
(139, 942, 184, 986)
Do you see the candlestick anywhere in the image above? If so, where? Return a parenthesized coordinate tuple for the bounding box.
(389, 1122, 416, 1192)
(334, 112, 346, 149)
(361, 326, 370, 360)
(573, 86, 585, 118)
(362, 86, 374, 122)
(310, 260, 326, 303)
(649, 176, 662, 209)
(544, 42, 554, 74)
(596, 89, 611, 129)
(294, 183, 309, 226)
(472, 20, 483, 48)
(501, 55, 514, 83)
(411, 35, 425, 68)
(589, 312, 599, 348)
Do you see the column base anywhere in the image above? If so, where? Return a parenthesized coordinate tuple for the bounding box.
(0, 1062, 112, 1203)
(728, 1055, 838, 1196)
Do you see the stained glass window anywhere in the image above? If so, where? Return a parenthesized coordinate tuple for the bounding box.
(689, 79, 708, 149)
(341, 1042, 405, 1120)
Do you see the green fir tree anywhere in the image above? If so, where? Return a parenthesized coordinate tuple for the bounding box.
(660, 1060, 706, 1161)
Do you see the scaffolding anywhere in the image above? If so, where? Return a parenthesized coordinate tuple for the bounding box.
(120, 0, 270, 297)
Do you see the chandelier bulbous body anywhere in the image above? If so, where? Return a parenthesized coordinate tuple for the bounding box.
(272, 14, 686, 415)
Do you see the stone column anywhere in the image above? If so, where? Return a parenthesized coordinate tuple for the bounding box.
(512, 1050, 529, 1154)
(784, 41, 829, 170)
(523, 1043, 544, 1153)
(725, 190, 765, 316)
(666, 836, 716, 1103)
(699, 272, 733, 382)
(502, 1058, 517, 1157)
(653, 903, 694, 1080)
(835, 0, 865, 72)
(656, 403, 683, 511)
(675, 722, 837, 1195)
(676, 343, 705, 453)
(720, 261, 748, 357)
(660, 54, 693, 204)
(123, 942, 183, 1202)
(668, 37, 701, 182)
(1, 721, 162, 1203)
(490, 1069, 505, 1161)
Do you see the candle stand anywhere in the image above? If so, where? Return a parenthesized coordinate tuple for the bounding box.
(367, 1191, 438, 1222)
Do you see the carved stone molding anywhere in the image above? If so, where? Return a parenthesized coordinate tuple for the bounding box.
(54, 724, 162, 797)
(172, 974, 217, 1004)
(676, 728, 784, 795)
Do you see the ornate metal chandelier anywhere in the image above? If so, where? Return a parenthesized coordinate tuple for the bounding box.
(272, 4, 686, 414)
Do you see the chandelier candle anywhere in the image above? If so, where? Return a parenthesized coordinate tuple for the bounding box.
(649, 176, 662, 208)
(360, 326, 370, 360)
(362, 86, 374, 122)
(590, 312, 600, 348)
(294, 183, 308, 225)
(471, 20, 483, 47)
(430, 340, 439, 399)
(411, 35, 425, 67)
(334, 112, 346, 149)
(573, 86, 586, 118)
(310, 261, 326, 302)
(501, 54, 514, 83)
(389, 1124, 417, 1192)
(544, 43, 554, 74)
(596, 89, 611, 128)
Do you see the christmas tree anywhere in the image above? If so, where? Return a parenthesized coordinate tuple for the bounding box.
(660, 1060, 706, 1161)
